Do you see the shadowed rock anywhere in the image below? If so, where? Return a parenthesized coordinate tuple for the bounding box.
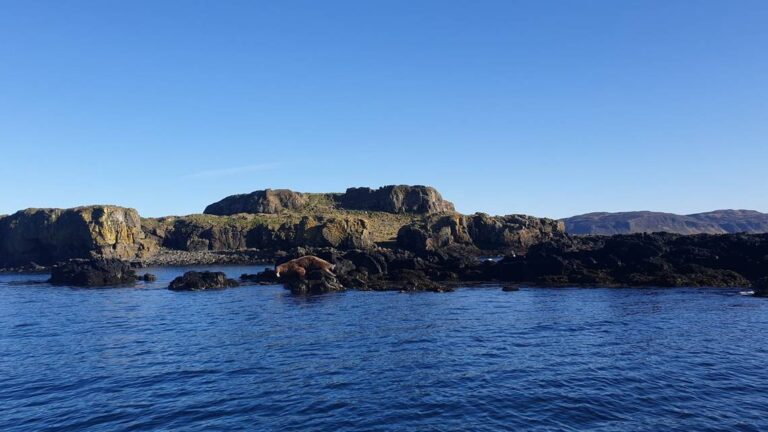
(168, 271, 239, 291)
(49, 259, 138, 287)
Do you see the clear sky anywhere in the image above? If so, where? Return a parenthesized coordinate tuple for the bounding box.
(1, 1, 766, 219)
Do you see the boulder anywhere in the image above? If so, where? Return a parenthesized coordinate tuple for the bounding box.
(338, 185, 455, 214)
(49, 258, 138, 287)
(0, 206, 157, 267)
(204, 189, 309, 215)
(168, 271, 239, 291)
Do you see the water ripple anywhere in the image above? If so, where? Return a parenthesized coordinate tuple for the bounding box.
(1, 266, 768, 431)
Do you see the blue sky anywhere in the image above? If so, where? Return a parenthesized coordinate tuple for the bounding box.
(1, 1, 766, 218)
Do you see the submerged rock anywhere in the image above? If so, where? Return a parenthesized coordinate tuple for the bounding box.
(168, 271, 239, 291)
(49, 259, 138, 287)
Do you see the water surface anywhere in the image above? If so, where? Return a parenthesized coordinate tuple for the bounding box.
(1, 265, 767, 431)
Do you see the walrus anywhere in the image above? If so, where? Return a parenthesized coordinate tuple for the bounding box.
(275, 256, 335, 279)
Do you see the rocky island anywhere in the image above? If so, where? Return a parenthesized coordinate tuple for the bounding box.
(1, 185, 767, 294)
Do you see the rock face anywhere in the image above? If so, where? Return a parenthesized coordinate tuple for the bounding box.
(563, 210, 768, 235)
(168, 271, 239, 291)
(49, 259, 138, 287)
(397, 213, 564, 254)
(0, 206, 156, 267)
(337, 185, 455, 214)
(144, 215, 374, 252)
(204, 189, 309, 215)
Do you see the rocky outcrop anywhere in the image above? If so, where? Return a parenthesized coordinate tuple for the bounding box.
(144, 214, 374, 252)
(168, 271, 239, 291)
(203, 185, 455, 216)
(0, 206, 157, 267)
(337, 185, 455, 214)
(49, 258, 138, 287)
(563, 210, 768, 235)
(397, 213, 564, 254)
(204, 189, 309, 215)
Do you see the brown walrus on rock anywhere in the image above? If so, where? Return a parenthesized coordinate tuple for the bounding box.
(275, 256, 336, 279)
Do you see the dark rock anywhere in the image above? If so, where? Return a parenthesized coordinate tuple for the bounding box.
(141, 273, 157, 282)
(241, 268, 279, 284)
(493, 233, 768, 288)
(50, 259, 138, 287)
(338, 185, 455, 214)
(204, 189, 309, 215)
(285, 269, 345, 295)
(502, 285, 520, 292)
(753, 278, 768, 297)
(168, 271, 239, 291)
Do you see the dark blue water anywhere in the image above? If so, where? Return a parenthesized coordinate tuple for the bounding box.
(2, 265, 768, 431)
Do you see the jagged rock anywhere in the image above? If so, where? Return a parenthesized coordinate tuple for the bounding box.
(168, 271, 239, 291)
(338, 185, 455, 214)
(0, 206, 157, 267)
(204, 189, 309, 215)
(397, 213, 564, 254)
(147, 216, 249, 252)
(49, 259, 138, 287)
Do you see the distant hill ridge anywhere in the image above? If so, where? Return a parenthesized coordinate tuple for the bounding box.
(563, 210, 768, 235)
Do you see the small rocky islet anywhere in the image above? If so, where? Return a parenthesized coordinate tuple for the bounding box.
(1, 185, 767, 296)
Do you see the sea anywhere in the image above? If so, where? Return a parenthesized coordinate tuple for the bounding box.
(1, 265, 767, 431)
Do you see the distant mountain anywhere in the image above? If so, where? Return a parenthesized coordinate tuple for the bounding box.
(563, 210, 768, 235)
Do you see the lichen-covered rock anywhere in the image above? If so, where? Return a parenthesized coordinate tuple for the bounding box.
(338, 185, 455, 214)
(49, 258, 138, 287)
(0, 206, 157, 267)
(293, 216, 374, 249)
(204, 189, 309, 215)
(396, 213, 564, 254)
(168, 271, 239, 291)
(144, 214, 374, 252)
